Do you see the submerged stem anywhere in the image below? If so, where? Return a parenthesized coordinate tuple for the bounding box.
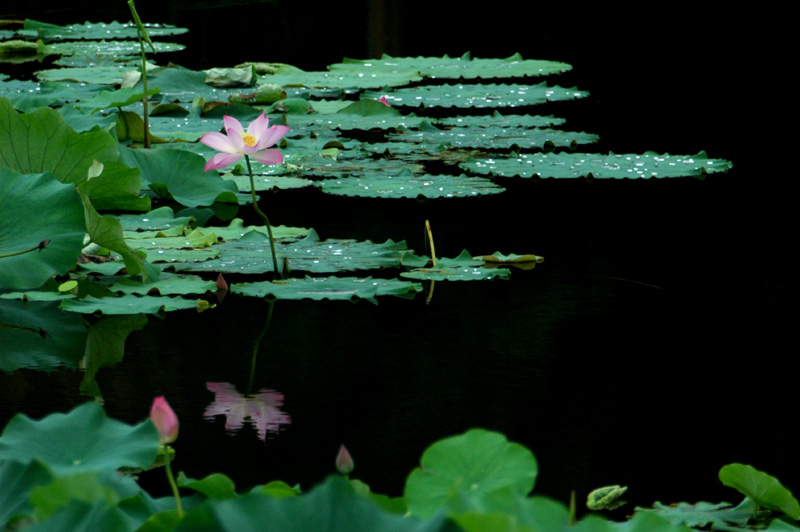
(247, 299, 275, 395)
(245, 155, 281, 277)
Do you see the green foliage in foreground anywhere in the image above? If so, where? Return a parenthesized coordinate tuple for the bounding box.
(0, 404, 797, 531)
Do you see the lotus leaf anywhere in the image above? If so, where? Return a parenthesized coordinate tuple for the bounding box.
(0, 402, 159, 476)
(258, 69, 423, 90)
(330, 53, 571, 80)
(0, 80, 105, 111)
(719, 464, 800, 519)
(20, 19, 187, 41)
(221, 173, 314, 192)
(78, 86, 160, 113)
(119, 147, 239, 208)
(0, 96, 118, 185)
(58, 105, 118, 133)
(401, 251, 511, 281)
(434, 112, 566, 129)
(231, 276, 422, 302)
(365, 82, 586, 109)
(0, 170, 86, 289)
(388, 123, 598, 151)
(638, 499, 756, 529)
(404, 429, 538, 519)
(0, 300, 87, 372)
(173, 475, 450, 532)
(175, 229, 408, 274)
(461, 152, 733, 179)
(320, 171, 504, 199)
(115, 206, 194, 231)
(60, 294, 198, 315)
(0, 459, 55, 527)
(51, 40, 185, 68)
(108, 274, 217, 297)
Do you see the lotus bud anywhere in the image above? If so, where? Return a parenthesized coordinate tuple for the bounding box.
(335, 444, 354, 474)
(150, 396, 179, 444)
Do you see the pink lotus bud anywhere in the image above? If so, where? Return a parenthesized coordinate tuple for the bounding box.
(335, 444, 354, 474)
(215, 273, 228, 291)
(379, 95, 391, 107)
(150, 396, 179, 444)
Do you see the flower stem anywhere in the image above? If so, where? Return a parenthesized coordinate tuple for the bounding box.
(163, 444, 184, 518)
(245, 155, 281, 278)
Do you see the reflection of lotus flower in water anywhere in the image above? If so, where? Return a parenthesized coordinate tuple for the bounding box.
(204, 382, 290, 440)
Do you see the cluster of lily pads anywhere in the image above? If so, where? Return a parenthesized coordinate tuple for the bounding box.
(1, 402, 797, 531)
(0, 17, 731, 317)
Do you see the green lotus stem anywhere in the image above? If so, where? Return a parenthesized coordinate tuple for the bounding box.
(245, 154, 281, 278)
(127, 0, 154, 148)
(425, 220, 436, 267)
(0, 239, 49, 259)
(162, 444, 184, 518)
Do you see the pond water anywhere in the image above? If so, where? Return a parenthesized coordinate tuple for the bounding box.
(1, 0, 794, 515)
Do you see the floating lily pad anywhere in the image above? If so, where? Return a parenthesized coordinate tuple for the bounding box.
(108, 273, 217, 297)
(320, 171, 504, 199)
(175, 229, 408, 274)
(259, 69, 422, 90)
(115, 206, 194, 232)
(388, 122, 598, 151)
(221, 173, 314, 192)
(60, 294, 199, 315)
(231, 276, 422, 302)
(434, 113, 566, 129)
(20, 19, 187, 41)
(51, 40, 185, 68)
(638, 499, 756, 529)
(364, 82, 586, 109)
(460, 152, 733, 179)
(0, 79, 105, 111)
(401, 251, 511, 281)
(299, 153, 425, 180)
(330, 53, 571, 80)
(36, 65, 137, 85)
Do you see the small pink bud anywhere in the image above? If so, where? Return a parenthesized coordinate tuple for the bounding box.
(215, 273, 228, 291)
(150, 396, 179, 444)
(379, 95, 391, 107)
(335, 444, 354, 474)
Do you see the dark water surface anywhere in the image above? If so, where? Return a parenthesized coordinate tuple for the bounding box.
(1, 0, 793, 514)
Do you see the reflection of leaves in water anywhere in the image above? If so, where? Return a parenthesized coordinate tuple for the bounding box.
(204, 382, 290, 441)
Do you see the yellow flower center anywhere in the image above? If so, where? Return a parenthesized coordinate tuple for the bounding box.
(241, 133, 257, 147)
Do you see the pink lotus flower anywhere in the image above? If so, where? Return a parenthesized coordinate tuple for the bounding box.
(150, 396, 179, 444)
(204, 382, 291, 440)
(200, 113, 289, 171)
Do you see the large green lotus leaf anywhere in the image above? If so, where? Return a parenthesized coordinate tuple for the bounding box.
(0, 96, 119, 184)
(21, 19, 187, 40)
(404, 429, 538, 519)
(259, 69, 423, 89)
(0, 300, 87, 372)
(125, 228, 218, 250)
(81, 161, 151, 212)
(364, 82, 586, 109)
(460, 152, 733, 179)
(21, 499, 135, 532)
(222, 173, 314, 192)
(30, 472, 121, 522)
(145, 68, 232, 103)
(52, 40, 185, 68)
(434, 112, 566, 129)
(78, 86, 160, 113)
(36, 66, 135, 85)
(231, 276, 422, 302)
(0, 402, 159, 476)
(388, 123, 598, 151)
(360, 142, 471, 166)
(108, 273, 217, 297)
(637, 499, 755, 529)
(290, 111, 426, 132)
(178, 472, 238, 500)
(330, 53, 571, 80)
(0, 80, 105, 111)
(299, 153, 425, 180)
(320, 171, 504, 199)
(175, 229, 408, 274)
(719, 464, 800, 519)
(203, 218, 309, 242)
(60, 294, 198, 315)
(574, 512, 695, 532)
(58, 105, 119, 133)
(0, 459, 55, 528)
(77, 188, 159, 281)
(401, 251, 511, 281)
(174, 475, 450, 532)
(115, 206, 194, 232)
(119, 147, 239, 208)
(0, 170, 86, 289)
(449, 491, 570, 532)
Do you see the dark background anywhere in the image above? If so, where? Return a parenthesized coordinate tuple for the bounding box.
(1, 0, 793, 515)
